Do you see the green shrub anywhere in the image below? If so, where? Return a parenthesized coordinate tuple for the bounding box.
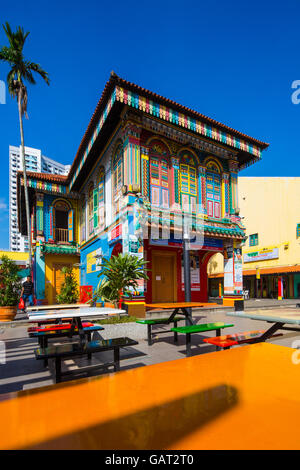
(56, 266, 79, 304)
(0, 255, 22, 307)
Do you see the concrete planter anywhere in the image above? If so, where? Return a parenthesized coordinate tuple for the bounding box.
(0, 306, 17, 322)
(95, 322, 147, 341)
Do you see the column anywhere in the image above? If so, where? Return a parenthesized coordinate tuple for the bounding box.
(171, 157, 180, 210)
(140, 146, 149, 199)
(36, 192, 44, 241)
(223, 239, 243, 306)
(229, 159, 239, 214)
(198, 165, 206, 214)
(222, 172, 230, 218)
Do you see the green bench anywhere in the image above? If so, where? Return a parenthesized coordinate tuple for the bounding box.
(136, 317, 186, 346)
(171, 322, 234, 356)
(35, 337, 138, 383)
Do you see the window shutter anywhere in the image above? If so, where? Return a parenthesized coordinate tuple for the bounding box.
(68, 209, 74, 242)
(93, 189, 98, 228)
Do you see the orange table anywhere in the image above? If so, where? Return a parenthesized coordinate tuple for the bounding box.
(145, 302, 205, 326)
(1, 342, 300, 449)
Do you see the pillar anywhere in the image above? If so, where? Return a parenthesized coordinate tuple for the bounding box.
(223, 239, 243, 306)
(198, 165, 206, 214)
(222, 172, 230, 218)
(229, 159, 239, 215)
(36, 192, 45, 241)
(278, 276, 283, 300)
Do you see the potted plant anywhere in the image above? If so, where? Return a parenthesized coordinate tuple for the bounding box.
(93, 253, 148, 308)
(0, 255, 22, 322)
(56, 266, 79, 304)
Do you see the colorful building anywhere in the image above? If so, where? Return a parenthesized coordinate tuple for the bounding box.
(18, 73, 268, 308)
(208, 177, 300, 299)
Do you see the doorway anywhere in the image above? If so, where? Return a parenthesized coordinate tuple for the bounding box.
(152, 251, 176, 303)
(53, 263, 71, 302)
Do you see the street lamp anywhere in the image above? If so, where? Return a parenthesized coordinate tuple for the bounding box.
(183, 216, 192, 326)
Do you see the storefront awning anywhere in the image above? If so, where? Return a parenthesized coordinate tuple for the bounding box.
(209, 265, 300, 278)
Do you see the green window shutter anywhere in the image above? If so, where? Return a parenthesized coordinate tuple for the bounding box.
(297, 224, 300, 238)
(93, 189, 98, 228)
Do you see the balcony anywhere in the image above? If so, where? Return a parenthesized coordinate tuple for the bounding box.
(55, 228, 69, 243)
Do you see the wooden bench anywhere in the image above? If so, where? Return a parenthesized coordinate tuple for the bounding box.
(136, 317, 186, 346)
(29, 325, 104, 349)
(171, 322, 234, 356)
(35, 337, 139, 383)
(203, 330, 283, 350)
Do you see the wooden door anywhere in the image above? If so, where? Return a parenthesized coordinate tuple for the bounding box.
(53, 263, 71, 303)
(152, 252, 176, 303)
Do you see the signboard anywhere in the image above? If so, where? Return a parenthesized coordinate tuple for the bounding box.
(181, 253, 200, 291)
(109, 224, 122, 242)
(243, 246, 279, 263)
(86, 247, 103, 274)
(224, 242, 234, 295)
(234, 248, 243, 293)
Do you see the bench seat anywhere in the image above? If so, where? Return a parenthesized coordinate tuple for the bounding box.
(136, 316, 186, 345)
(171, 322, 234, 356)
(35, 337, 138, 383)
(28, 321, 94, 333)
(203, 330, 282, 350)
(29, 325, 104, 349)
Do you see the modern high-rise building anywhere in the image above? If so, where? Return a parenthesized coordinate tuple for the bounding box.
(9, 145, 70, 252)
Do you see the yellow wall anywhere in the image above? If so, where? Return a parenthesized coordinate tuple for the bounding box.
(208, 177, 300, 275)
(44, 254, 80, 304)
(0, 251, 29, 262)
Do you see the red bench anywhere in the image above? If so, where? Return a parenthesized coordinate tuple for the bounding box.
(28, 321, 94, 333)
(203, 330, 282, 350)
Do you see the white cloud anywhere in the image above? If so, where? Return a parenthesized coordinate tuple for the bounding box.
(0, 199, 7, 211)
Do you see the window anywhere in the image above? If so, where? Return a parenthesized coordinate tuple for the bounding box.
(297, 224, 300, 238)
(112, 143, 123, 215)
(249, 233, 258, 246)
(88, 183, 94, 235)
(80, 196, 86, 243)
(179, 151, 198, 213)
(149, 147, 169, 208)
(98, 167, 105, 228)
(205, 160, 222, 219)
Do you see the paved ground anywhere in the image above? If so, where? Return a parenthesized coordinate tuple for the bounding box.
(1, 307, 300, 396)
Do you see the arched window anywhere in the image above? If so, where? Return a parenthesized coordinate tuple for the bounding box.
(205, 159, 222, 219)
(149, 140, 169, 208)
(112, 143, 123, 214)
(49, 199, 73, 244)
(98, 167, 105, 228)
(179, 151, 198, 212)
(88, 183, 94, 235)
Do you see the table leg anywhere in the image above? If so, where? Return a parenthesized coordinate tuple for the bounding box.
(147, 324, 152, 346)
(181, 308, 194, 326)
(55, 357, 62, 383)
(114, 348, 120, 371)
(251, 322, 284, 343)
(168, 308, 179, 323)
(174, 321, 178, 343)
(186, 333, 191, 357)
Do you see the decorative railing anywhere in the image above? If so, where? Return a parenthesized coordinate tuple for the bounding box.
(56, 228, 69, 243)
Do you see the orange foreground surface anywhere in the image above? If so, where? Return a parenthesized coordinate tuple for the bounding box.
(1, 342, 300, 450)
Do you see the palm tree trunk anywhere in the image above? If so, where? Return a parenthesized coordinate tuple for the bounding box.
(17, 92, 32, 271)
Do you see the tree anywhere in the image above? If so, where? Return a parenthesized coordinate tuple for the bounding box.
(56, 266, 79, 304)
(0, 22, 50, 270)
(93, 253, 149, 308)
(0, 255, 21, 306)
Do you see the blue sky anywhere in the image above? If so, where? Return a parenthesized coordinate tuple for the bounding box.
(0, 0, 299, 249)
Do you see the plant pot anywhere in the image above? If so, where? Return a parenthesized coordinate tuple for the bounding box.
(104, 302, 116, 309)
(0, 306, 17, 322)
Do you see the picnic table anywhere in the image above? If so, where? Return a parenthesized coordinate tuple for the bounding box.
(1, 342, 300, 449)
(26, 303, 90, 312)
(145, 302, 205, 325)
(226, 307, 300, 343)
(27, 307, 125, 343)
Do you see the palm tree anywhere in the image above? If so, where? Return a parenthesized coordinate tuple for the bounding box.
(94, 253, 149, 308)
(0, 22, 49, 270)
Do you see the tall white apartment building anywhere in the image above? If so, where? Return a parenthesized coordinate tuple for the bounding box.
(9, 145, 71, 252)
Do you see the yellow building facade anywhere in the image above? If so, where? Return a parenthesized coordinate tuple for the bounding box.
(208, 177, 300, 299)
